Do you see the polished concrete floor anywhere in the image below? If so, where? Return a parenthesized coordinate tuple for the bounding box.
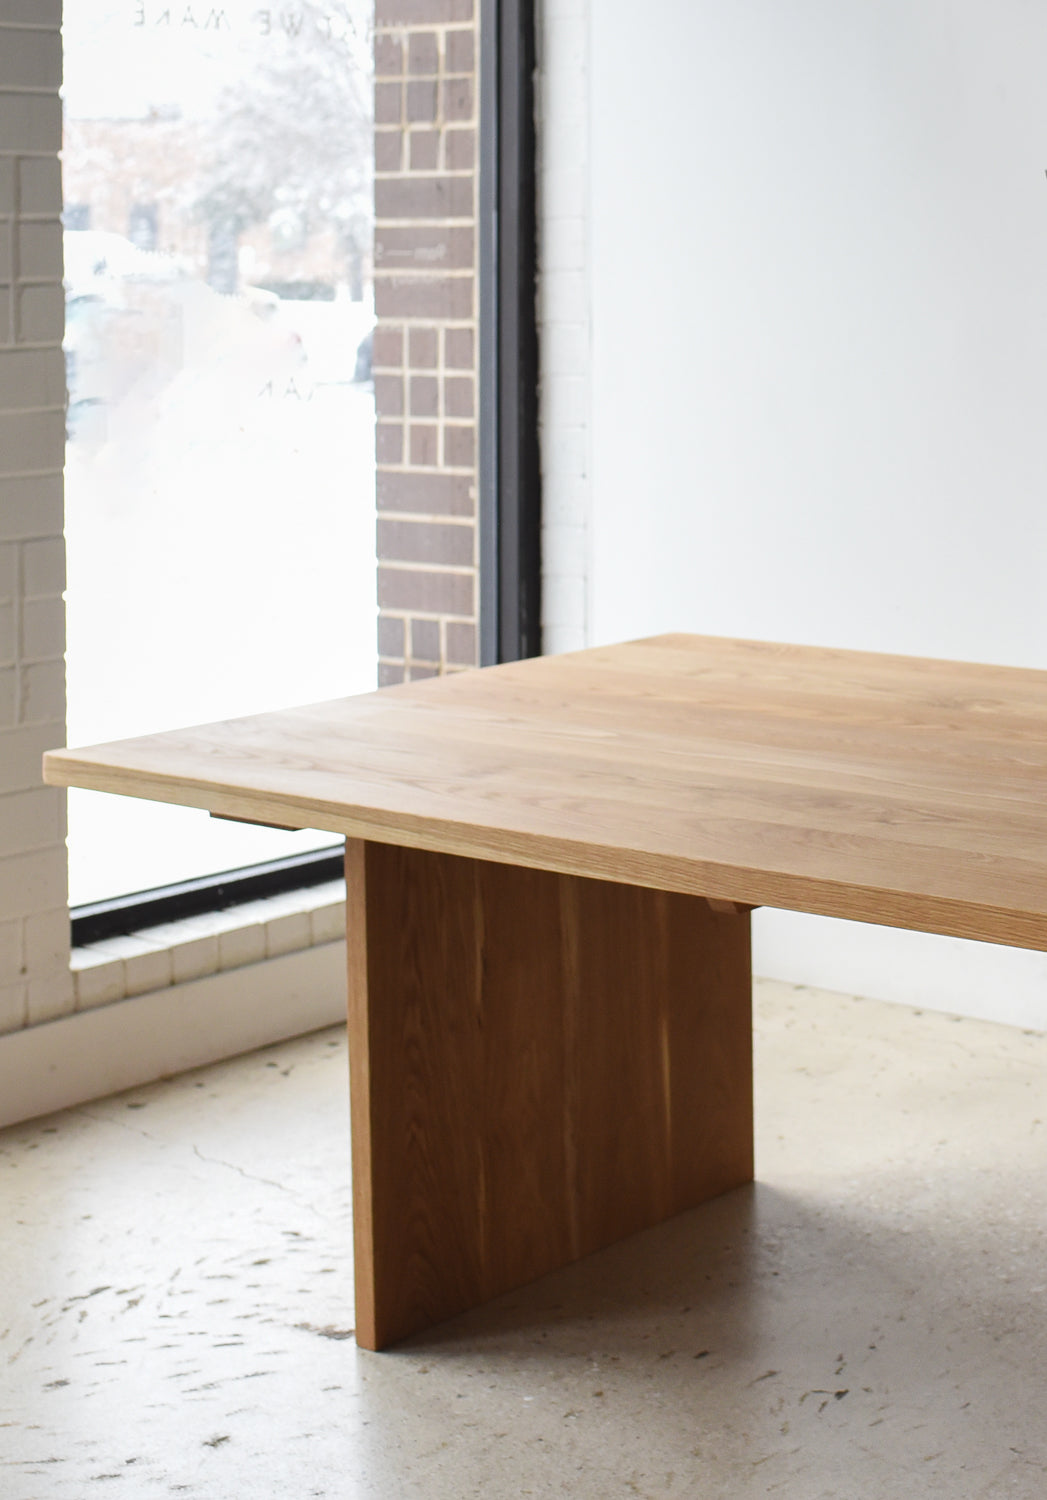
(3, 978, 1047, 1498)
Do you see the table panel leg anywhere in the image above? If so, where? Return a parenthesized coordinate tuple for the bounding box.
(345, 840, 753, 1350)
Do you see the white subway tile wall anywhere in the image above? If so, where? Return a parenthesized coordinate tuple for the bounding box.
(0, 10, 70, 1035)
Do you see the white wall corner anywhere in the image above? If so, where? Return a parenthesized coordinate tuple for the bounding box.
(536, 0, 592, 657)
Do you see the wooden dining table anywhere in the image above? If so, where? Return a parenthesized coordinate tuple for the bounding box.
(43, 634, 1047, 1349)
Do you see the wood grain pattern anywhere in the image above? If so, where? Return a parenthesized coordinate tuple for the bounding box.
(346, 839, 752, 1350)
(43, 634, 1047, 948)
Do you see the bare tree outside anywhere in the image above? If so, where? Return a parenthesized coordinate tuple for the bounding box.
(195, 3, 373, 297)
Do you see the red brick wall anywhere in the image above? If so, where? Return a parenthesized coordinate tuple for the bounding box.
(373, 0, 478, 683)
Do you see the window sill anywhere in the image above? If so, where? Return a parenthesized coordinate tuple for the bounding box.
(70, 879, 346, 1010)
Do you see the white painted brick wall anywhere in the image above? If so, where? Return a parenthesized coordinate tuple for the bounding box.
(536, 0, 591, 657)
(0, 12, 71, 1034)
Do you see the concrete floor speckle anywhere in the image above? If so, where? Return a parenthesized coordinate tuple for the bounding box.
(2, 979, 1046, 1498)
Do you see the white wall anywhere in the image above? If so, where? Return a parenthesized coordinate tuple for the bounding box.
(537, 0, 591, 656)
(541, 0, 1047, 1027)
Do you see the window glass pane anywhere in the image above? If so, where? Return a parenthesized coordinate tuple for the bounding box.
(62, 1, 375, 905)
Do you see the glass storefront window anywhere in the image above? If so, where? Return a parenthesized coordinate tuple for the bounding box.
(62, 1, 375, 904)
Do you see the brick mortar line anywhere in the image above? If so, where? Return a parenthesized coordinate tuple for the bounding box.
(374, 222, 475, 230)
(376, 114, 477, 127)
(373, 240, 474, 248)
(377, 514, 476, 525)
(367, 331, 474, 340)
(0, 404, 65, 416)
(376, 486, 478, 500)
(376, 417, 477, 425)
(5, 153, 17, 350)
(376, 461, 476, 472)
(378, 559, 476, 572)
(12, 527, 24, 720)
(378, 640, 470, 653)
(378, 549, 476, 559)
(373, 324, 476, 332)
(379, 636, 471, 649)
(13, 584, 64, 605)
(373, 513, 475, 525)
(375, 37, 475, 46)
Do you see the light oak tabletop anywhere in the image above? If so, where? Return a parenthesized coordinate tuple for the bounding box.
(43, 634, 1047, 950)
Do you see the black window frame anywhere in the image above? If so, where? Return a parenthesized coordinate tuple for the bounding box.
(479, 0, 542, 666)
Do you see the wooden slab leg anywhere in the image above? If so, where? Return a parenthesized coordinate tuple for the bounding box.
(345, 840, 753, 1351)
